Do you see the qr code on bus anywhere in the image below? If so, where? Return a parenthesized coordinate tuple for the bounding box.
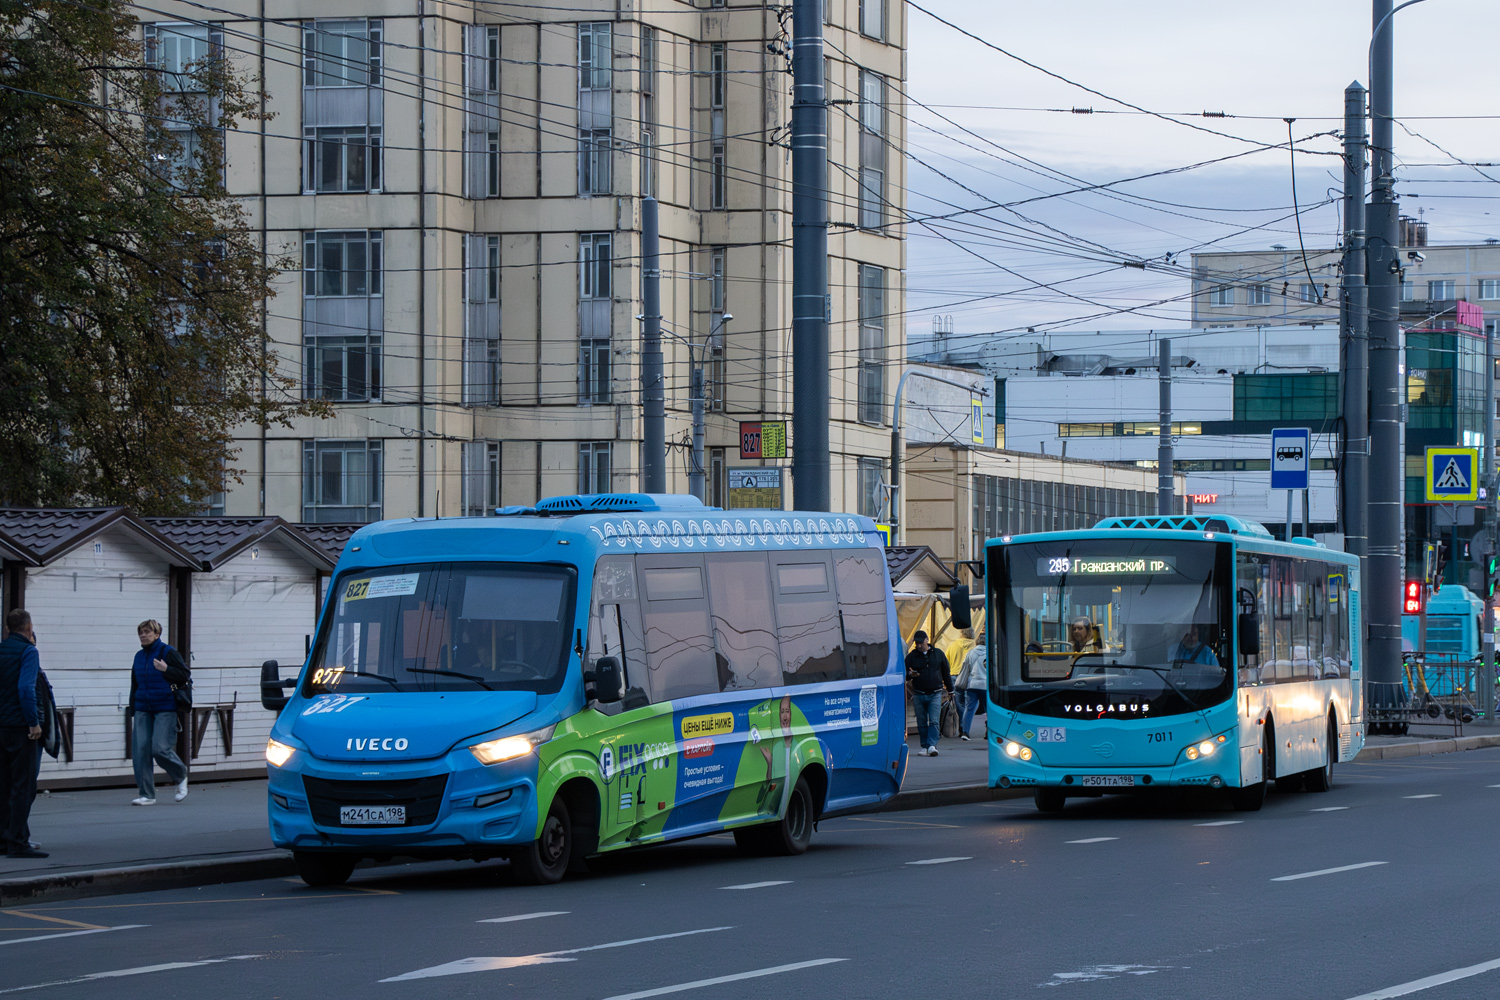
(859, 686, 878, 730)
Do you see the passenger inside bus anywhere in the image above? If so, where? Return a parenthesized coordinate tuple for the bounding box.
(1069, 617, 1103, 654)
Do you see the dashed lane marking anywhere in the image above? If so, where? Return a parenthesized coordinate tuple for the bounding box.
(720, 881, 791, 890)
(380, 927, 734, 982)
(906, 857, 972, 865)
(1342, 955, 1500, 999)
(1, 910, 107, 931)
(1311, 807, 1350, 812)
(478, 911, 569, 924)
(1194, 821, 1244, 827)
(0, 954, 261, 993)
(1066, 838, 1119, 844)
(0, 925, 146, 947)
(598, 958, 849, 1000)
(1403, 794, 1441, 799)
(1272, 861, 1387, 882)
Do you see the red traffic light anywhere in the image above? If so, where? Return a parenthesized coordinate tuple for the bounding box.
(1404, 580, 1423, 615)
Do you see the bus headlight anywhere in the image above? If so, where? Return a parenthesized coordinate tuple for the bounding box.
(266, 739, 296, 767)
(470, 725, 556, 765)
(1003, 741, 1034, 762)
(1184, 734, 1230, 762)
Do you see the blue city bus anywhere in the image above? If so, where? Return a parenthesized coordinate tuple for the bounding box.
(985, 514, 1364, 812)
(261, 494, 910, 886)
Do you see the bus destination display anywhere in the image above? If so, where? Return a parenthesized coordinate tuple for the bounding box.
(1037, 555, 1177, 576)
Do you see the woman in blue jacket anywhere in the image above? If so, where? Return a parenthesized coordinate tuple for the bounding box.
(128, 620, 189, 805)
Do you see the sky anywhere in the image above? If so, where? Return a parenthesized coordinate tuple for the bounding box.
(902, 0, 1500, 345)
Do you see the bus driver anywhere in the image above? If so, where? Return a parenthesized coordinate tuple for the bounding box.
(1168, 624, 1220, 667)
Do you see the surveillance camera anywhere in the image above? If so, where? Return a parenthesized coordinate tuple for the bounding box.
(1407, 251, 1426, 263)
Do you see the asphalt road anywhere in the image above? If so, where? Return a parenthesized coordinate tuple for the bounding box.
(6, 749, 1500, 999)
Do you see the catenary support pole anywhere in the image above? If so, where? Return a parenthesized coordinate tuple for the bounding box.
(688, 367, 705, 501)
(1483, 318, 1496, 721)
(641, 197, 666, 493)
(1367, 0, 1406, 725)
(790, 0, 830, 511)
(1341, 82, 1370, 570)
(1158, 338, 1174, 514)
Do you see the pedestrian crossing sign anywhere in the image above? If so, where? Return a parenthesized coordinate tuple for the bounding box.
(1425, 446, 1480, 502)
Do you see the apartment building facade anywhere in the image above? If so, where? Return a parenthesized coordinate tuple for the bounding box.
(148, 0, 907, 521)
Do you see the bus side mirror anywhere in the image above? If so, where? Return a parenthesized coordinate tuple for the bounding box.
(261, 659, 295, 712)
(592, 656, 624, 704)
(949, 585, 972, 630)
(1237, 615, 1260, 656)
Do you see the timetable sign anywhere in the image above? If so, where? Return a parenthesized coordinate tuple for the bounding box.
(727, 467, 784, 510)
(739, 421, 787, 460)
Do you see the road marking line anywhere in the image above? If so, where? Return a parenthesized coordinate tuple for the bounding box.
(906, 857, 972, 865)
(1311, 807, 1350, 812)
(0, 925, 147, 947)
(380, 927, 734, 982)
(1272, 861, 1387, 882)
(845, 816, 960, 829)
(1403, 794, 1441, 799)
(478, 911, 569, 924)
(1342, 955, 1500, 999)
(1, 909, 107, 931)
(599, 958, 849, 1000)
(1066, 838, 1119, 844)
(0, 954, 259, 993)
(720, 881, 791, 890)
(1195, 820, 1243, 827)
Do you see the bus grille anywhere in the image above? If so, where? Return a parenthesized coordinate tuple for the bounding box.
(303, 774, 449, 828)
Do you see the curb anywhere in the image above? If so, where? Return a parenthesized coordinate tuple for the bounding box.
(0, 852, 295, 907)
(8, 736, 1498, 905)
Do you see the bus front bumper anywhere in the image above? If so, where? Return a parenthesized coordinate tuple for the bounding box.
(267, 749, 541, 856)
(988, 735, 1238, 791)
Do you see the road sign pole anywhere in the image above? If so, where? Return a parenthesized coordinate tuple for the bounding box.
(1287, 490, 1294, 542)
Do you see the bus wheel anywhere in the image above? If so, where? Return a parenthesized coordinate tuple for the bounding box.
(511, 797, 573, 885)
(1230, 729, 1269, 812)
(1034, 788, 1065, 813)
(734, 777, 815, 856)
(294, 851, 357, 887)
(1305, 717, 1336, 793)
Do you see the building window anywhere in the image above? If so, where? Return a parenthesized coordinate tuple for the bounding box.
(1248, 285, 1272, 305)
(1058, 422, 1203, 438)
(1209, 285, 1234, 307)
(305, 126, 380, 193)
(1401, 281, 1415, 302)
(1300, 283, 1320, 302)
(580, 340, 612, 404)
(579, 23, 612, 91)
(580, 233, 611, 299)
(305, 230, 381, 298)
(1429, 279, 1456, 300)
(857, 457, 885, 520)
(579, 128, 612, 195)
(1232, 373, 1340, 422)
(858, 70, 885, 230)
(145, 22, 221, 92)
(859, 0, 886, 40)
(708, 247, 727, 412)
(707, 43, 726, 210)
(710, 43, 726, 109)
(1480, 280, 1500, 300)
(709, 246, 726, 313)
(302, 440, 382, 523)
(579, 442, 612, 494)
(303, 231, 382, 401)
(710, 143, 726, 209)
(858, 264, 886, 425)
(303, 20, 381, 88)
(640, 26, 657, 197)
(463, 234, 500, 406)
(464, 26, 500, 200)
(462, 441, 499, 516)
(709, 447, 726, 508)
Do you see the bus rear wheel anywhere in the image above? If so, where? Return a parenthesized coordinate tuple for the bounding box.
(1304, 716, 1336, 793)
(294, 851, 357, 887)
(511, 796, 573, 885)
(733, 776, 815, 856)
(1034, 788, 1066, 813)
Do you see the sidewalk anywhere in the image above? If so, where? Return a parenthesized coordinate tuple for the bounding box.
(2, 728, 1491, 904)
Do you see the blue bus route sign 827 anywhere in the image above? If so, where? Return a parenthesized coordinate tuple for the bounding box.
(1425, 446, 1480, 503)
(1270, 427, 1310, 491)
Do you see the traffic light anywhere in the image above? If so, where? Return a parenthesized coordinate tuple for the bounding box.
(1488, 554, 1499, 600)
(1404, 580, 1424, 615)
(1432, 542, 1448, 593)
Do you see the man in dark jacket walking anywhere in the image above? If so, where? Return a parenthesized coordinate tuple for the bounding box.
(0, 609, 47, 858)
(905, 630, 953, 757)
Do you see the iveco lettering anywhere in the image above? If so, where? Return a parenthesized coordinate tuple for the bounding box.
(259, 493, 911, 886)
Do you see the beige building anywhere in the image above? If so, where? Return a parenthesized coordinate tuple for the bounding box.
(1191, 219, 1500, 334)
(146, 0, 906, 521)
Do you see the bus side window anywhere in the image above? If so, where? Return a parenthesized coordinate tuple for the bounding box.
(1236, 551, 1268, 686)
(705, 552, 783, 691)
(770, 552, 848, 685)
(834, 549, 891, 679)
(639, 556, 720, 703)
(588, 556, 647, 708)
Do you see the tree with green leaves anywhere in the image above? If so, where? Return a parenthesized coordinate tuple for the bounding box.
(0, 0, 326, 513)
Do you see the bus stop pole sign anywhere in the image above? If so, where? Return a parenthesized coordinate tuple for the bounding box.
(1270, 427, 1310, 490)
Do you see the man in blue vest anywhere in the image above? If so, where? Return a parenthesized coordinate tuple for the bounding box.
(0, 609, 47, 858)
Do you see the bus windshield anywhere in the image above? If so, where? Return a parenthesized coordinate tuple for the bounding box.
(993, 539, 1231, 719)
(304, 562, 577, 696)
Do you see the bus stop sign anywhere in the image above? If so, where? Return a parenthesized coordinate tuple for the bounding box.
(1270, 427, 1310, 490)
(1425, 446, 1479, 503)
